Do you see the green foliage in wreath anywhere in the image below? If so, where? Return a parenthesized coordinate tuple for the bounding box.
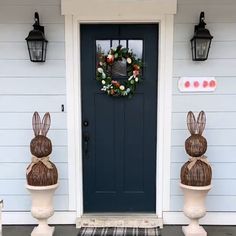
(96, 45, 143, 97)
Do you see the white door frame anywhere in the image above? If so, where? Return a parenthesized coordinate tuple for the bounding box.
(62, 0, 176, 220)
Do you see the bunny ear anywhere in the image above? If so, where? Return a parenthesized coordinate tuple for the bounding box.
(197, 111, 206, 135)
(41, 112, 51, 136)
(187, 111, 197, 135)
(32, 112, 41, 136)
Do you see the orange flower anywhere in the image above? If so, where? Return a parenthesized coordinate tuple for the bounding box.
(133, 64, 140, 70)
(112, 80, 120, 88)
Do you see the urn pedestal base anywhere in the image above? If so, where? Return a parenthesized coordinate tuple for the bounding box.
(31, 221, 55, 236)
(182, 225, 206, 236)
(180, 183, 211, 236)
(26, 183, 58, 236)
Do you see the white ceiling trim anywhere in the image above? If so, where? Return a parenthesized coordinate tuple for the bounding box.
(61, 0, 177, 19)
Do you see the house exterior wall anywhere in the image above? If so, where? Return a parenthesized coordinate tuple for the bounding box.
(1, 0, 236, 225)
(0, 0, 69, 212)
(171, 0, 236, 212)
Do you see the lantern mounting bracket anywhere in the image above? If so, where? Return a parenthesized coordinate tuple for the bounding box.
(33, 12, 44, 34)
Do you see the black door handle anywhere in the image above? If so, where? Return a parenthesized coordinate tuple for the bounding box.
(83, 132, 90, 155)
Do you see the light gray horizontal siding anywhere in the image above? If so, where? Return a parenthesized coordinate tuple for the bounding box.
(0, 130, 67, 146)
(171, 179, 236, 196)
(0, 146, 67, 163)
(0, 163, 68, 179)
(0, 24, 64, 42)
(174, 42, 236, 60)
(171, 146, 236, 163)
(174, 59, 236, 77)
(172, 129, 236, 146)
(0, 0, 60, 5)
(0, 77, 66, 94)
(0, 0, 68, 212)
(0, 60, 65, 77)
(170, 196, 236, 212)
(0, 179, 68, 195)
(0, 42, 65, 60)
(0, 6, 64, 24)
(171, 163, 236, 179)
(0, 95, 66, 112)
(175, 5, 236, 24)
(178, 0, 236, 6)
(172, 94, 236, 112)
(0, 113, 67, 129)
(175, 23, 236, 42)
(4, 195, 68, 211)
(172, 112, 236, 129)
(171, 0, 236, 212)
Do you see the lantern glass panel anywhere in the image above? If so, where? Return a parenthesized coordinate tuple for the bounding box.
(195, 38, 211, 60)
(27, 40, 47, 62)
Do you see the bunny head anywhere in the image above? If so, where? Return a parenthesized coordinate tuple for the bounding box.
(185, 111, 207, 157)
(30, 112, 52, 158)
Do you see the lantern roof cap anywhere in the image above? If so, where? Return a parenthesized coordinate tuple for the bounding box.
(25, 29, 48, 41)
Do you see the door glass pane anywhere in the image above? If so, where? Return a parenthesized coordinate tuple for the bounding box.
(96, 40, 110, 55)
(111, 40, 127, 77)
(112, 58, 127, 77)
(112, 40, 119, 49)
(128, 40, 143, 58)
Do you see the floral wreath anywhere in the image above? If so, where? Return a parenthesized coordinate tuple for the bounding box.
(96, 45, 143, 97)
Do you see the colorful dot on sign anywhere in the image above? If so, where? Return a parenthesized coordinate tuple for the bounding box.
(203, 80, 208, 88)
(194, 81, 200, 88)
(184, 81, 190, 88)
(209, 80, 216, 87)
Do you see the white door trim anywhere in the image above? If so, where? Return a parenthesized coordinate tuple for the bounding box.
(63, 2, 176, 218)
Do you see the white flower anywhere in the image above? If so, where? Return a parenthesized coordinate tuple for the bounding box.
(97, 68, 103, 73)
(102, 73, 106, 79)
(126, 88, 131, 93)
(128, 76, 133, 81)
(119, 85, 125, 91)
(127, 58, 132, 64)
(102, 80, 106, 85)
(135, 77, 139, 82)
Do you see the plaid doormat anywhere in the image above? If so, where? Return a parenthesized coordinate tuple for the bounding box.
(78, 227, 160, 236)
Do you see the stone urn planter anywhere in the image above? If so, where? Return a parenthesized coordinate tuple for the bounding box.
(180, 183, 211, 236)
(180, 111, 212, 236)
(26, 112, 58, 236)
(26, 184, 59, 236)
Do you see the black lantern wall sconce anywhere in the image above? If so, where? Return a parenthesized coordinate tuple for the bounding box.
(191, 12, 213, 61)
(25, 12, 48, 62)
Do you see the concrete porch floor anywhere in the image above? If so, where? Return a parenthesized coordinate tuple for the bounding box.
(2, 225, 236, 236)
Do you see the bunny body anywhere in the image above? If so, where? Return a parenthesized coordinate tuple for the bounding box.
(26, 112, 58, 186)
(181, 111, 212, 186)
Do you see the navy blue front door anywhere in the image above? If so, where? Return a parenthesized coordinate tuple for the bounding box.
(81, 24, 158, 212)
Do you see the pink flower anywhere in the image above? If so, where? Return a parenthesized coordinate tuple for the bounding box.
(133, 70, 140, 77)
(106, 54, 114, 64)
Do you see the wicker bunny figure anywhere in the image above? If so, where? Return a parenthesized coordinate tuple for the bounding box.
(26, 112, 58, 186)
(181, 111, 212, 186)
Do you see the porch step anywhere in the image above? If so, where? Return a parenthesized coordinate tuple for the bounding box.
(76, 214, 163, 228)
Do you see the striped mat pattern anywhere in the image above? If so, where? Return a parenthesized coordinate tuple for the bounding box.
(78, 228, 160, 236)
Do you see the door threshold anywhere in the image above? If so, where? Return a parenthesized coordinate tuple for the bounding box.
(76, 213, 163, 228)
